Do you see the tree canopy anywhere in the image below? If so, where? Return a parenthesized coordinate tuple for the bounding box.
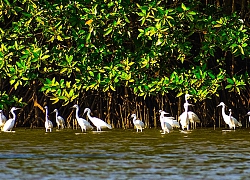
(0, 0, 249, 128)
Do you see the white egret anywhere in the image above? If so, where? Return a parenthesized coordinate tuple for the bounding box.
(179, 102, 194, 130)
(44, 106, 53, 132)
(247, 111, 250, 122)
(131, 114, 144, 132)
(0, 110, 7, 130)
(229, 109, 232, 119)
(159, 110, 180, 128)
(183, 94, 201, 128)
(72, 105, 93, 132)
(159, 111, 173, 134)
(217, 102, 242, 130)
(185, 94, 192, 103)
(2, 107, 21, 132)
(188, 111, 201, 129)
(52, 109, 65, 129)
(84, 108, 112, 131)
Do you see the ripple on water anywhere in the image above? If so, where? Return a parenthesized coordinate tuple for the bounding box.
(0, 128, 250, 179)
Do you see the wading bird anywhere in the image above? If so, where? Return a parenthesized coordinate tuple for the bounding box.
(183, 94, 201, 129)
(131, 114, 144, 132)
(185, 94, 192, 103)
(72, 105, 93, 132)
(159, 111, 173, 134)
(0, 110, 7, 130)
(84, 108, 112, 131)
(2, 107, 21, 132)
(217, 102, 242, 130)
(229, 109, 232, 119)
(179, 102, 194, 130)
(44, 106, 53, 132)
(246, 111, 250, 122)
(159, 110, 180, 128)
(52, 109, 65, 129)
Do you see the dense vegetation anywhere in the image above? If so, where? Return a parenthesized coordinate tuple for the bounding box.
(0, 0, 249, 129)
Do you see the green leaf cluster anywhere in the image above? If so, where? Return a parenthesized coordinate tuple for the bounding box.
(0, 0, 249, 107)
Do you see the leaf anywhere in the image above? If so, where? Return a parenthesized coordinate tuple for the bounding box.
(51, 97, 59, 104)
(176, 92, 184, 97)
(41, 55, 50, 60)
(238, 45, 244, 55)
(22, 12, 32, 18)
(208, 72, 215, 79)
(57, 35, 63, 41)
(181, 3, 187, 11)
(10, 79, 15, 85)
(85, 19, 93, 25)
(60, 68, 68, 74)
(225, 84, 233, 89)
(213, 24, 222, 28)
(155, 39, 163, 46)
(89, 71, 94, 77)
(188, 11, 196, 15)
(48, 36, 55, 42)
(138, 29, 144, 33)
(155, 22, 161, 30)
(227, 78, 234, 84)
(86, 33, 91, 42)
(104, 27, 112, 36)
(110, 85, 116, 91)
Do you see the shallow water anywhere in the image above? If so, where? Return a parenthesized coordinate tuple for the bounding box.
(0, 127, 250, 179)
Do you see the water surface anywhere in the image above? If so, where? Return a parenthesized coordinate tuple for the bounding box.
(0, 128, 250, 179)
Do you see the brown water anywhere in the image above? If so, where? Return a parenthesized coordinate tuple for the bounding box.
(0, 128, 250, 179)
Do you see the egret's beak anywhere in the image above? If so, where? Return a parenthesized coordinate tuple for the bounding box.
(50, 111, 55, 114)
(245, 112, 250, 116)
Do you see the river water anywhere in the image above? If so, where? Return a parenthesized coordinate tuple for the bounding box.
(0, 127, 250, 179)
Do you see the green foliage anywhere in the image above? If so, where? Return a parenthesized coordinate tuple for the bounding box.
(0, 0, 249, 106)
(0, 91, 24, 109)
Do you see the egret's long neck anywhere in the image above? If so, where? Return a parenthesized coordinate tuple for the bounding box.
(185, 96, 189, 104)
(221, 105, 226, 118)
(132, 116, 136, 123)
(86, 110, 91, 119)
(159, 113, 164, 122)
(45, 109, 48, 122)
(184, 104, 189, 113)
(55, 111, 58, 120)
(11, 110, 16, 120)
(75, 107, 80, 119)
